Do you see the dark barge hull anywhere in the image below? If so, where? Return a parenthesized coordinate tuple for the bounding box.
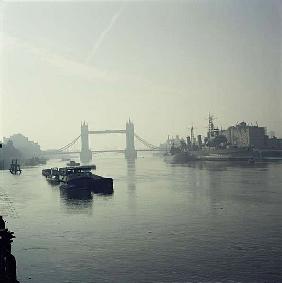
(46, 176, 60, 185)
(61, 176, 113, 194)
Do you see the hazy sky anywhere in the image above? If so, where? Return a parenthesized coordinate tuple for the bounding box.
(1, 0, 281, 150)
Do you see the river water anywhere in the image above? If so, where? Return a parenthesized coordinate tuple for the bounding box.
(0, 154, 282, 283)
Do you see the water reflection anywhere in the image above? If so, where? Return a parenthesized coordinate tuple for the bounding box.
(126, 159, 136, 211)
(59, 186, 93, 211)
(174, 160, 270, 171)
(46, 182, 60, 188)
(203, 160, 272, 216)
(59, 184, 114, 213)
(127, 159, 136, 191)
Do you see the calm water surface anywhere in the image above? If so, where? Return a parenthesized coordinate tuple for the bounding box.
(0, 155, 282, 283)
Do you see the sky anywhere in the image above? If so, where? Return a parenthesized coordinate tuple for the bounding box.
(0, 0, 281, 150)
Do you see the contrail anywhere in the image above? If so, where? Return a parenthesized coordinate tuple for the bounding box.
(86, 6, 124, 64)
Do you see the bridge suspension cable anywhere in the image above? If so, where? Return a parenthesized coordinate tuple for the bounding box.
(56, 133, 158, 153)
(57, 135, 81, 152)
(134, 133, 159, 150)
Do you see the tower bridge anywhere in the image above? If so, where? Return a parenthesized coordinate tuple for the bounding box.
(80, 119, 137, 162)
(51, 120, 160, 163)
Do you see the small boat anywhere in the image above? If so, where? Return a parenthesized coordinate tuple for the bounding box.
(9, 160, 22, 175)
(59, 165, 113, 194)
(66, 160, 80, 167)
(42, 168, 51, 177)
(46, 167, 60, 184)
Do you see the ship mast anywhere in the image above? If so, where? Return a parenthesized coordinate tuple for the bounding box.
(208, 113, 215, 138)
(191, 125, 194, 145)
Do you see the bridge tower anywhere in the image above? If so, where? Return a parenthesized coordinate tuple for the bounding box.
(125, 119, 137, 159)
(80, 121, 92, 163)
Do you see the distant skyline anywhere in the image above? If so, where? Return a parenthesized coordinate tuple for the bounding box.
(1, 0, 281, 150)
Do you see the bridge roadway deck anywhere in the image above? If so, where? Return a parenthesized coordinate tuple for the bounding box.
(43, 149, 165, 155)
(88, 130, 126, 134)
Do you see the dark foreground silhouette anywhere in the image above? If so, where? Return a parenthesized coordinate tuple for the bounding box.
(0, 216, 19, 283)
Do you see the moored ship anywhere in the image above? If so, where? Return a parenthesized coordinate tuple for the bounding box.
(164, 114, 282, 163)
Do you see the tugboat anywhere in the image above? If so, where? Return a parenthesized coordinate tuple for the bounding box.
(66, 160, 80, 167)
(9, 160, 22, 175)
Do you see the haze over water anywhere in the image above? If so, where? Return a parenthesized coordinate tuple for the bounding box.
(1, 155, 281, 283)
(1, 0, 282, 148)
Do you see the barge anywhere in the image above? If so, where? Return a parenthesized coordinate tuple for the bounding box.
(42, 165, 113, 194)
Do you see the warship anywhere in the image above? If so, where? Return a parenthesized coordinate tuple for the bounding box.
(164, 114, 282, 163)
